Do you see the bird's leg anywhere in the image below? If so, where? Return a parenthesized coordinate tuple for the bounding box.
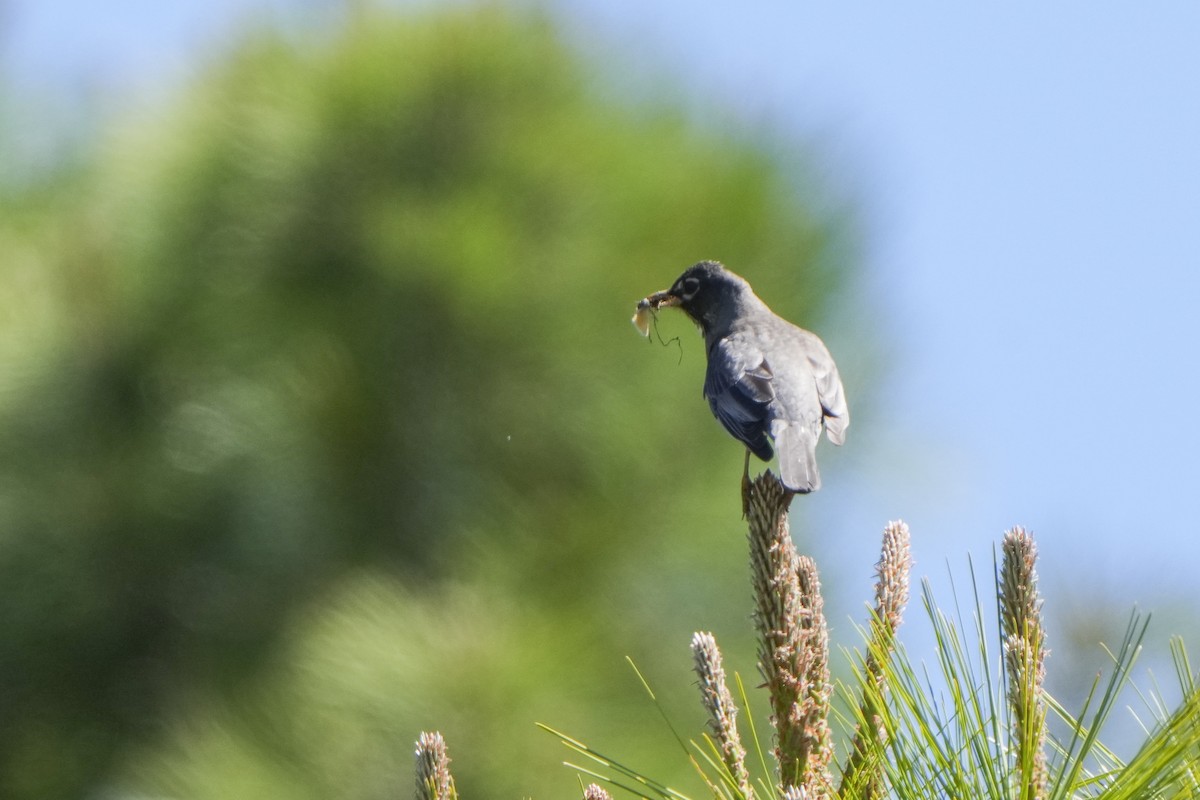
(741, 448, 752, 518)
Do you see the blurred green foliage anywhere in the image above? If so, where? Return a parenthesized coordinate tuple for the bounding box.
(0, 6, 854, 798)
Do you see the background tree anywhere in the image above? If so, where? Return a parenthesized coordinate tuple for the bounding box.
(0, 6, 856, 798)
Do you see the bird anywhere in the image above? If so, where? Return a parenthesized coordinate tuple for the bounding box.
(634, 260, 848, 498)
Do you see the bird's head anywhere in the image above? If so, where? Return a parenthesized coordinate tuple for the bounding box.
(638, 260, 751, 336)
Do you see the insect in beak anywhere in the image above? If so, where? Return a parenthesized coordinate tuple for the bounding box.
(631, 291, 681, 337)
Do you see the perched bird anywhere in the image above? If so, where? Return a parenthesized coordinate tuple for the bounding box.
(634, 260, 848, 496)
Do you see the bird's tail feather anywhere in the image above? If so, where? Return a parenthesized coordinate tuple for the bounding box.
(774, 421, 821, 494)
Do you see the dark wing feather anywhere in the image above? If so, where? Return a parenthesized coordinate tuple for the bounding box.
(703, 338, 775, 461)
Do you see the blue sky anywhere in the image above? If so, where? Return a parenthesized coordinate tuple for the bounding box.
(6, 2, 1200, 624)
(563, 3, 1200, 606)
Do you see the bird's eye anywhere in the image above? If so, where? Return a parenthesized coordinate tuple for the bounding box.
(681, 277, 701, 299)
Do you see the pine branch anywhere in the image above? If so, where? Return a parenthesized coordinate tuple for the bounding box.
(415, 731, 458, 800)
(692, 631, 755, 799)
(1000, 527, 1048, 800)
(839, 520, 912, 799)
(582, 783, 613, 800)
(745, 471, 832, 798)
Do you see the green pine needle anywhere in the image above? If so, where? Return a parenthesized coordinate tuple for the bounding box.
(541, 527, 1200, 800)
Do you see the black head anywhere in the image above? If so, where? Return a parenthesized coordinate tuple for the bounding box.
(654, 260, 750, 334)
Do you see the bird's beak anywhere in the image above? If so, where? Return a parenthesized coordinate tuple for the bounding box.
(631, 289, 682, 337)
(640, 290, 682, 311)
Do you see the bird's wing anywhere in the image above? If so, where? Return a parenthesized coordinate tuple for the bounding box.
(703, 338, 776, 460)
(801, 332, 849, 445)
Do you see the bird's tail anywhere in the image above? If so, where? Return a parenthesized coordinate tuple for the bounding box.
(773, 421, 821, 494)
